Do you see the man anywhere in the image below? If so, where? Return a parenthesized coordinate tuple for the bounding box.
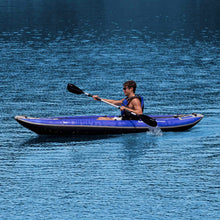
(93, 80, 144, 120)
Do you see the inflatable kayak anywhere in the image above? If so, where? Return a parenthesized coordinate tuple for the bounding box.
(15, 113, 203, 135)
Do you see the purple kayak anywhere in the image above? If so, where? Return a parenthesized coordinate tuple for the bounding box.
(15, 113, 203, 135)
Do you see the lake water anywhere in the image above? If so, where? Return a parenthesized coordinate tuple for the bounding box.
(0, 0, 219, 219)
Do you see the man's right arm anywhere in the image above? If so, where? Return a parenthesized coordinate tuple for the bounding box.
(93, 95, 124, 106)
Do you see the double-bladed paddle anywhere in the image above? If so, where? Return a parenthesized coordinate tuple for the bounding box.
(67, 83, 157, 127)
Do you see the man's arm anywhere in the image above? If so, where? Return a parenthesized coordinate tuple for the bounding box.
(93, 95, 124, 106)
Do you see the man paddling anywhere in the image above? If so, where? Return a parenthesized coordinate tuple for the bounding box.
(93, 80, 144, 120)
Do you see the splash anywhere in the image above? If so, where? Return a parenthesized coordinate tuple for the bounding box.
(147, 126, 163, 136)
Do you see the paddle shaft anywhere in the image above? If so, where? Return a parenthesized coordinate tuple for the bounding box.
(84, 92, 121, 109)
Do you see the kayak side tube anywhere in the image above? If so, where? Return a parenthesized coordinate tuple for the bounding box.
(14, 113, 204, 135)
(14, 115, 148, 135)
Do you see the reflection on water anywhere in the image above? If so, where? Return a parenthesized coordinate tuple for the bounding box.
(121, 133, 159, 161)
(22, 134, 119, 145)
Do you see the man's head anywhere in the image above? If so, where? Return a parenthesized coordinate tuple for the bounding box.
(123, 80, 137, 93)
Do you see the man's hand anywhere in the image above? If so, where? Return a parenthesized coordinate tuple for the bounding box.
(120, 106, 126, 111)
(93, 95, 101, 101)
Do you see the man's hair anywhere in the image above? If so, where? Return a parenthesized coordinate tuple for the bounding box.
(123, 80, 137, 93)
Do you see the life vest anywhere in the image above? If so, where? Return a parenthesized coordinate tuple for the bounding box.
(121, 95, 144, 119)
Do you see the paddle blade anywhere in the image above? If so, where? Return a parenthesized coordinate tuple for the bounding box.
(67, 83, 84, 95)
(139, 114, 157, 127)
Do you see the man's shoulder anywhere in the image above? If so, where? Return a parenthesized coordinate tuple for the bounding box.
(130, 97, 141, 105)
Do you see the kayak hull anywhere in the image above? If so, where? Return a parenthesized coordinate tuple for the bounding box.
(15, 114, 203, 135)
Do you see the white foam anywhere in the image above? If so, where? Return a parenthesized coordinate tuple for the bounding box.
(147, 126, 163, 136)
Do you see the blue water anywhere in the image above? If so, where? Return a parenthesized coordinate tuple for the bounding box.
(0, 0, 220, 219)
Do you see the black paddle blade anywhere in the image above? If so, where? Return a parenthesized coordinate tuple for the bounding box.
(139, 114, 157, 127)
(67, 83, 84, 94)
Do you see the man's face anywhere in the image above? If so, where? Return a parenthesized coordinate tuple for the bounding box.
(123, 86, 132, 96)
